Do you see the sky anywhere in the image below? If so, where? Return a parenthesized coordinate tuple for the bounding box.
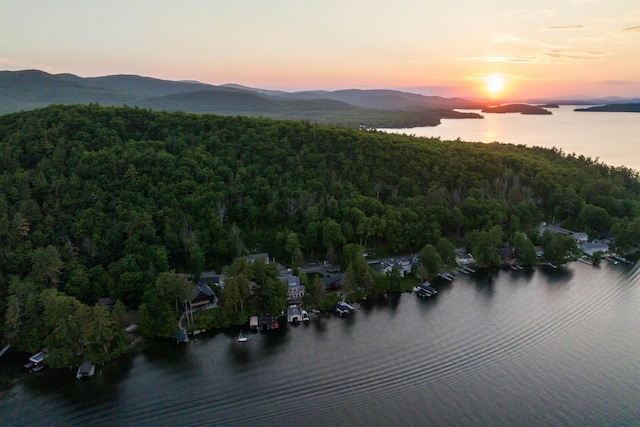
(1, 0, 640, 100)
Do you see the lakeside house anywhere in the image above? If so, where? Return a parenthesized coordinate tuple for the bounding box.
(572, 232, 589, 243)
(369, 255, 415, 277)
(190, 283, 217, 310)
(497, 247, 515, 263)
(199, 271, 225, 289)
(281, 275, 305, 302)
(455, 249, 475, 266)
(321, 271, 343, 290)
(97, 297, 115, 311)
(579, 242, 609, 256)
(248, 253, 270, 264)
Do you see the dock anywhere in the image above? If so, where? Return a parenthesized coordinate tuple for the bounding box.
(415, 282, 437, 298)
(457, 266, 475, 274)
(438, 272, 457, 281)
(335, 302, 354, 316)
(416, 288, 433, 298)
(611, 254, 633, 264)
(604, 256, 619, 265)
(25, 350, 48, 372)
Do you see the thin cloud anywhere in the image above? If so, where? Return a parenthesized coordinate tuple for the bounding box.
(457, 49, 606, 65)
(456, 55, 539, 64)
(543, 49, 606, 61)
(463, 73, 532, 82)
(622, 25, 640, 32)
(544, 25, 585, 31)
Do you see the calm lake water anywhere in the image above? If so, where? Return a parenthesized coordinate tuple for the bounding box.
(383, 106, 640, 172)
(2, 261, 640, 426)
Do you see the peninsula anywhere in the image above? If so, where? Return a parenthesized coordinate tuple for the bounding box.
(574, 103, 640, 113)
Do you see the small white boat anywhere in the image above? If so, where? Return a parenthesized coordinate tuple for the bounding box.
(76, 362, 96, 379)
(238, 332, 248, 342)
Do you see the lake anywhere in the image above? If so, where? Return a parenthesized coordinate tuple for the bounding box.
(2, 261, 640, 426)
(382, 106, 640, 172)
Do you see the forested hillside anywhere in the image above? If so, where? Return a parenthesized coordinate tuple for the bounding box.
(1, 105, 639, 362)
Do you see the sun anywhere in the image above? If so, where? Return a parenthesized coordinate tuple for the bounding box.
(485, 74, 505, 95)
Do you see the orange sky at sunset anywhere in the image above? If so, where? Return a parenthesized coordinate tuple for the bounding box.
(2, 0, 639, 100)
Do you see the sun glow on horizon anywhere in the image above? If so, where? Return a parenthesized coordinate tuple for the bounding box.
(485, 73, 505, 95)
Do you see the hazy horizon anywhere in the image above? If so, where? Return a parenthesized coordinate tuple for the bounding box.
(2, 1, 640, 100)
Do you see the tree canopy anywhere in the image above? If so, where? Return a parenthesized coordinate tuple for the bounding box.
(1, 105, 639, 357)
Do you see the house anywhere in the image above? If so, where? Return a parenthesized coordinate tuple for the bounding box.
(199, 271, 225, 289)
(497, 247, 515, 262)
(370, 260, 394, 275)
(97, 297, 115, 311)
(281, 275, 305, 302)
(455, 249, 475, 266)
(190, 283, 216, 309)
(534, 246, 545, 258)
(248, 253, 270, 264)
(580, 242, 609, 256)
(572, 232, 589, 243)
(321, 272, 343, 290)
(394, 257, 413, 277)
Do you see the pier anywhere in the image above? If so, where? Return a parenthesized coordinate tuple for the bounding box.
(457, 266, 475, 274)
(438, 272, 457, 281)
(335, 302, 354, 316)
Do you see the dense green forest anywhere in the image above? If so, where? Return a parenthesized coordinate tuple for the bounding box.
(1, 105, 639, 365)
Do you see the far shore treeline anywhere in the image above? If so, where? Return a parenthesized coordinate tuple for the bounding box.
(1, 105, 639, 368)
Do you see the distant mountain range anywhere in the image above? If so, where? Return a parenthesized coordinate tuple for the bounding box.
(3, 70, 638, 126)
(0, 70, 484, 127)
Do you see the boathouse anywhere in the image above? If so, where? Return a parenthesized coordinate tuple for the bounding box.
(287, 305, 303, 323)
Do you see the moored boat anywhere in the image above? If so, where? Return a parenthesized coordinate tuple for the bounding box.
(76, 362, 96, 379)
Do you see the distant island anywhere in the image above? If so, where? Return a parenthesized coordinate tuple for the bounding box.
(481, 104, 552, 115)
(537, 103, 559, 108)
(574, 103, 640, 113)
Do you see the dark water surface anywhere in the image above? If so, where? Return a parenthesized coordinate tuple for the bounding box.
(2, 262, 640, 426)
